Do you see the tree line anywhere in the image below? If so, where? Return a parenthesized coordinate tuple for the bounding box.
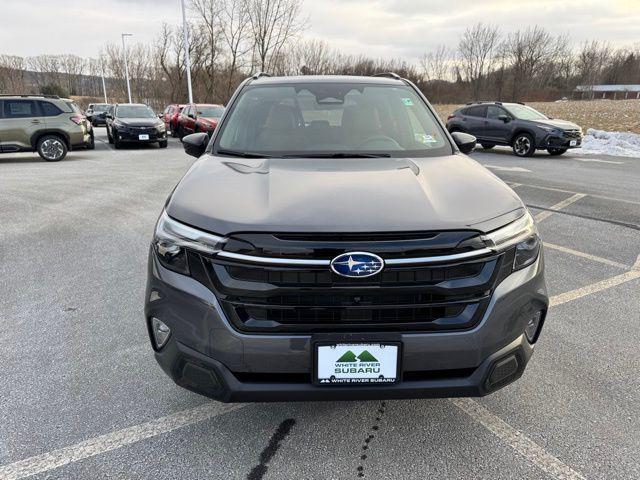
(1, 0, 639, 109)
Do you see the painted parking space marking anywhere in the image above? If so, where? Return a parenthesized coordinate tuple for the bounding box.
(451, 398, 586, 480)
(543, 242, 632, 270)
(535, 193, 586, 222)
(511, 182, 640, 207)
(0, 403, 246, 480)
(573, 157, 624, 165)
(483, 165, 532, 172)
(549, 255, 640, 307)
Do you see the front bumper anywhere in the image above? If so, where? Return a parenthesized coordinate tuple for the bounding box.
(145, 250, 548, 402)
(116, 129, 166, 142)
(541, 134, 582, 149)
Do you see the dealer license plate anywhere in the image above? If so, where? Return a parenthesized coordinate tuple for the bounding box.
(138, 134, 150, 140)
(316, 343, 399, 385)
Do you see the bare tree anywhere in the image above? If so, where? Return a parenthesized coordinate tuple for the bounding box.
(217, 0, 253, 97)
(247, 0, 305, 72)
(419, 45, 452, 102)
(458, 23, 500, 100)
(501, 26, 557, 101)
(576, 41, 611, 98)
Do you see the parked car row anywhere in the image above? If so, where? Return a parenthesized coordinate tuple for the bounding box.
(446, 101, 583, 157)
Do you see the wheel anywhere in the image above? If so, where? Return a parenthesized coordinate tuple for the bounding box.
(107, 128, 113, 144)
(114, 138, 122, 149)
(547, 148, 567, 156)
(481, 143, 495, 149)
(178, 126, 185, 141)
(87, 133, 95, 150)
(159, 139, 168, 148)
(37, 135, 67, 161)
(512, 133, 535, 157)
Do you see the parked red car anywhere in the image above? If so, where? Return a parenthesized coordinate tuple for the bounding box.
(160, 104, 185, 137)
(177, 103, 225, 138)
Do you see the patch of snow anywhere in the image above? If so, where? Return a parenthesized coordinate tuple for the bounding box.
(576, 129, 640, 157)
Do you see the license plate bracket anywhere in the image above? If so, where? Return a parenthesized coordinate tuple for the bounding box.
(314, 342, 401, 386)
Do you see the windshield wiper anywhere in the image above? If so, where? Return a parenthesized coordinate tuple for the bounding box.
(282, 152, 391, 158)
(216, 149, 275, 159)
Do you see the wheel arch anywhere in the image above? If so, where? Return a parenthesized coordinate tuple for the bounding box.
(509, 128, 536, 145)
(31, 130, 70, 150)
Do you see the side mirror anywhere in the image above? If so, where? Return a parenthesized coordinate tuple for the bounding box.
(451, 131, 476, 154)
(498, 114, 511, 123)
(182, 132, 209, 158)
(105, 113, 113, 119)
(188, 113, 195, 119)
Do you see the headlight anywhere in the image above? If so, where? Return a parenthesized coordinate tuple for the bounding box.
(113, 120, 125, 128)
(156, 122, 166, 132)
(482, 211, 540, 271)
(153, 211, 227, 274)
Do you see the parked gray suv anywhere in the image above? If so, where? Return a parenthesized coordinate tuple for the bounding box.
(447, 102, 582, 157)
(145, 74, 548, 402)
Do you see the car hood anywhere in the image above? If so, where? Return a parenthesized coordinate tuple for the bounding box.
(533, 118, 581, 131)
(198, 116, 220, 124)
(166, 154, 524, 235)
(117, 118, 161, 127)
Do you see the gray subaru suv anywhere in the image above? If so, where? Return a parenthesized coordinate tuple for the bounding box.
(145, 74, 548, 402)
(447, 101, 582, 157)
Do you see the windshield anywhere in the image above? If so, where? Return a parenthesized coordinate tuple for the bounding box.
(506, 104, 547, 121)
(215, 83, 451, 158)
(198, 106, 224, 117)
(116, 105, 156, 118)
(93, 104, 109, 112)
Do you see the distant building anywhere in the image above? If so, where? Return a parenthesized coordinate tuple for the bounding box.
(574, 85, 640, 100)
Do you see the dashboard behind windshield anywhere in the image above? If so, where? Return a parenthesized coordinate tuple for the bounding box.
(116, 106, 156, 118)
(215, 83, 452, 158)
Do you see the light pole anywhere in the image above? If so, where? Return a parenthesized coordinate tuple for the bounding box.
(121, 33, 133, 103)
(100, 57, 108, 103)
(180, 0, 194, 103)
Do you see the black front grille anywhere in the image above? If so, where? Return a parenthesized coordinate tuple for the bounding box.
(563, 130, 582, 139)
(186, 231, 515, 334)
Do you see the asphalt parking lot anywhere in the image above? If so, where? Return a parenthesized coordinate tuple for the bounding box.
(1, 130, 639, 480)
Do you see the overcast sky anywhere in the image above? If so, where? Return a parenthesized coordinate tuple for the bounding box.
(1, 0, 638, 61)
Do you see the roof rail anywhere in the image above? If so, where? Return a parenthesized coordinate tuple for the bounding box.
(251, 72, 271, 80)
(373, 72, 402, 80)
(0, 94, 60, 99)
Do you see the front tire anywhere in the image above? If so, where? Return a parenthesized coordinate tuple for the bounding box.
(107, 128, 113, 144)
(159, 139, 168, 148)
(37, 135, 67, 162)
(512, 133, 535, 157)
(87, 133, 95, 150)
(547, 148, 567, 156)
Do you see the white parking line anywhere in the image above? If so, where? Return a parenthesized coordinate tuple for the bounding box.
(573, 157, 624, 165)
(451, 398, 586, 480)
(534, 193, 586, 222)
(550, 255, 640, 307)
(543, 242, 632, 270)
(0, 403, 246, 480)
(484, 165, 532, 172)
(512, 182, 640, 207)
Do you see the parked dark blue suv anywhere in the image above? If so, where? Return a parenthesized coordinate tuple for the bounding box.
(446, 102, 582, 157)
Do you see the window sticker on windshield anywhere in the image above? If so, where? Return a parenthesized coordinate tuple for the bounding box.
(401, 98, 414, 106)
(415, 133, 438, 144)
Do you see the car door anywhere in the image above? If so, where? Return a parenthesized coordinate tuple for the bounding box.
(0, 99, 45, 152)
(484, 105, 510, 142)
(184, 105, 196, 134)
(461, 105, 487, 137)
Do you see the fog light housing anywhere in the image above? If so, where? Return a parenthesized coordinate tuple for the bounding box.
(525, 311, 543, 343)
(151, 317, 171, 349)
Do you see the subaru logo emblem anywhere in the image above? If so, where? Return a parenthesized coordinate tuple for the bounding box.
(330, 252, 384, 278)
